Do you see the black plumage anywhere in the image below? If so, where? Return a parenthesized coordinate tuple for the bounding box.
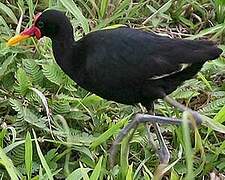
(7, 9, 223, 166)
(34, 10, 221, 107)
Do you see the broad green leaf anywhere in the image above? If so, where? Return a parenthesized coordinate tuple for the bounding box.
(0, 54, 16, 78)
(42, 63, 76, 91)
(179, 16, 194, 28)
(4, 140, 25, 153)
(214, 104, 225, 123)
(203, 115, 225, 134)
(194, 128, 204, 157)
(170, 168, 179, 180)
(30, 87, 51, 120)
(81, 94, 102, 106)
(15, 68, 31, 95)
(66, 168, 92, 180)
(126, 163, 133, 180)
(143, 171, 150, 180)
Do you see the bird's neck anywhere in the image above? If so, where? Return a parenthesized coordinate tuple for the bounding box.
(52, 38, 83, 86)
(52, 38, 74, 69)
(52, 38, 91, 88)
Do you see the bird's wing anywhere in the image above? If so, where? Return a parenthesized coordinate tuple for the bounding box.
(81, 28, 221, 87)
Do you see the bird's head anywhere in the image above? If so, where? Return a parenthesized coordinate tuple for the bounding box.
(7, 9, 73, 46)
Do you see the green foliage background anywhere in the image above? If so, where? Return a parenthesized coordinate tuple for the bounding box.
(0, 0, 225, 179)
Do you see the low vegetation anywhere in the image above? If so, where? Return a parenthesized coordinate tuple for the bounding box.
(0, 0, 225, 179)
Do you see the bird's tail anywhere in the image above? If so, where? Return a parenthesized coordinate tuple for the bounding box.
(193, 41, 222, 61)
(169, 39, 223, 64)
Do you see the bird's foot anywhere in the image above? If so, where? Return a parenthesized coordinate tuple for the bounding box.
(186, 110, 202, 126)
(109, 113, 182, 167)
(164, 95, 203, 126)
(109, 110, 202, 173)
(146, 123, 170, 179)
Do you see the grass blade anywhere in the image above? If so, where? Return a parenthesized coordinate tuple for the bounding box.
(26, 0, 35, 25)
(120, 135, 129, 179)
(59, 0, 89, 34)
(182, 112, 194, 180)
(90, 114, 131, 148)
(25, 132, 32, 180)
(32, 129, 54, 180)
(187, 24, 224, 40)
(142, 0, 172, 25)
(0, 146, 19, 180)
(0, 2, 18, 24)
(202, 115, 225, 134)
(100, 0, 109, 18)
(90, 156, 103, 180)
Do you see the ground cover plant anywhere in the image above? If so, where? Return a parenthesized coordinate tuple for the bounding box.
(0, 0, 225, 179)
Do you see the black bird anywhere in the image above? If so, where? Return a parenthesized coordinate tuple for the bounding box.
(7, 10, 222, 167)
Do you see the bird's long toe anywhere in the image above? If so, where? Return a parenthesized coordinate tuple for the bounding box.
(185, 110, 203, 126)
(158, 145, 170, 165)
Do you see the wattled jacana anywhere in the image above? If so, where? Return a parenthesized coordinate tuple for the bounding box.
(7, 10, 222, 167)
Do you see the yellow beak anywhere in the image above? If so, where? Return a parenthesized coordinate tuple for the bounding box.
(7, 34, 30, 46)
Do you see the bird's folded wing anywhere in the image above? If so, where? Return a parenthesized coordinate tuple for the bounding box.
(83, 28, 221, 86)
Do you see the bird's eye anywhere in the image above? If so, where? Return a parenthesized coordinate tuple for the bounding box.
(37, 21, 44, 28)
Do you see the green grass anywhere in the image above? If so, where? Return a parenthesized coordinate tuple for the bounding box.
(0, 0, 225, 179)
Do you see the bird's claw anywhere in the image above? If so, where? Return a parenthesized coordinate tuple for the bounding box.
(158, 146, 170, 164)
(184, 110, 203, 127)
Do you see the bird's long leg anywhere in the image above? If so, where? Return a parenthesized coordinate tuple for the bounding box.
(150, 95, 203, 164)
(145, 104, 170, 165)
(142, 104, 160, 153)
(109, 114, 184, 167)
(163, 96, 202, 125)
(110, 96, 202, 167)
(151, 123, 171, 179)
(152, 123, 170, 164)
(145, 123, 158, 152)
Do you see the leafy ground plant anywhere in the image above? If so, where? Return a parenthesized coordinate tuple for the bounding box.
(0, 0, 225, 179)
